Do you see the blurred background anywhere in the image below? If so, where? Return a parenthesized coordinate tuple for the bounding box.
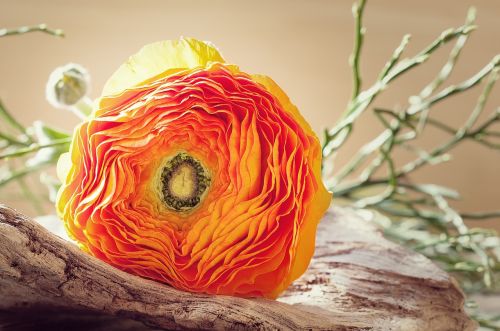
(0, 0, 499, 229)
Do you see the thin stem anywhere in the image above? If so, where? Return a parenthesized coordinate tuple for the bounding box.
(0, 164, 47, 187)
(71, 96, 93, 119)
(0, 132, 28, 146)
(324, 5, 500, 321)
(0, 24, 64, 38)
(459, 68, 499, 136)
(483, 131, 500, 137)
(423, 117, 457, 135)
(417, 7, 476, 100)
(350, 0, 367, 100)
(0, 99, 31, 140)
(0, 138, 71, 160)
(461, 211, 500, 220)
(415, 231, 495, 251)
(331, 58, 498, 192)
(378, 34, 411, 80)
(469, 108, 500, 136)
(400, 68, 499, 176)
(323, 24, 476, 158)
(333, 130, 391, 184)
(375, 202, 449, 232)
(408, 55, 500, 116)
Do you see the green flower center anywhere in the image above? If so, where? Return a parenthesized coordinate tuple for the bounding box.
(161, 152, 210, 212)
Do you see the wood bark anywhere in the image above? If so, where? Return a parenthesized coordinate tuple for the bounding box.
(0, 204, 476, 330)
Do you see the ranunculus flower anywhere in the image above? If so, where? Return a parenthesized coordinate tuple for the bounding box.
(56, 37, 331, 298)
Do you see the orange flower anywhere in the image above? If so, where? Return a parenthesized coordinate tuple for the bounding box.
(56, 38, 331, 298)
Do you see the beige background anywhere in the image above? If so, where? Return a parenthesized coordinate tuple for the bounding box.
(1, 0, 499, 229)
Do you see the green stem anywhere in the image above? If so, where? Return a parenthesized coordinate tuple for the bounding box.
(0, 132, 28, 146)
(414, 231, 496, 251)
(461, 211, 500, 220)
(469, 108, 500, 137)
(0, 24, 64, 38)
(0, 99, 32, 141)
(0, 138, 71, 160)
(0, 164, 47, 187)
(70, 96, 93, 119)
(417, 7, 476, 100)
(407, 55, 500, 116)
(378, 34, 411, 80)
(350, 0, 366, 100)
(423, 117, 457, 135)
(332, 61, 495, 188)
(323, 24, 476, 158)
(460, 68, 498, 135)
(401, 68, 499, 175)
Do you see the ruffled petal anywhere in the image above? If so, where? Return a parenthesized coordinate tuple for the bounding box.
(102, 37, 225, 97)
(58, 40, 331, 299)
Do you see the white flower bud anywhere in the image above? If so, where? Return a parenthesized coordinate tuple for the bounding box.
(46, 63, 92, 118)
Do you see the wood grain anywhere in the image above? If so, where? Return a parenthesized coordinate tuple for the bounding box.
(0, 204, 475, 330)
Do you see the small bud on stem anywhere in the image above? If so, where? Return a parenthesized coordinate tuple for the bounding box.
(46, 63, 92, 119)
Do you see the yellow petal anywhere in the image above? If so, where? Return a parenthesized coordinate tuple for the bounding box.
(57, 151, 72, 183)
(102, 37, 225, 97)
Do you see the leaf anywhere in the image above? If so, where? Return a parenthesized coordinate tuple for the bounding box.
(25, 121, 70, 167)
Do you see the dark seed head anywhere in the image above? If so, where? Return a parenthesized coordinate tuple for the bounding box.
(161, 152, 210, 212)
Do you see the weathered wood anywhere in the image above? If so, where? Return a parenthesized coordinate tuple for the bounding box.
(0, 204, 475, 330)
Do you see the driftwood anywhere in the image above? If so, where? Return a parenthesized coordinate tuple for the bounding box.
(0, 204, 475, 330)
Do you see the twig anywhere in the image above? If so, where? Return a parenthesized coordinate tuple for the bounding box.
(0, 100, 31, 140)
(401, 67, 499, 176)
(0, 164, 47, 187)
(461, 211, 500, 220)
(0, 24, 64, 38)
(323, 23, 476, 157)
(378, 34, 411, 80)
(323, 6, 500, 321)
(407, 55, 500, 116)
(0, 132, 28, 146)
(417, 7, 476, 100)
(414, 231, 496, 251)
(350, 0, 366, 100)
(0, 138, 71, 160)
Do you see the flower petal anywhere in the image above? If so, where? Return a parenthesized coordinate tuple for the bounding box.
(102, 37, 225, 97)
(58, 40, 332, 299)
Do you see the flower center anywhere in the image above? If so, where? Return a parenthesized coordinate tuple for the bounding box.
(161, 152, 210, 212)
